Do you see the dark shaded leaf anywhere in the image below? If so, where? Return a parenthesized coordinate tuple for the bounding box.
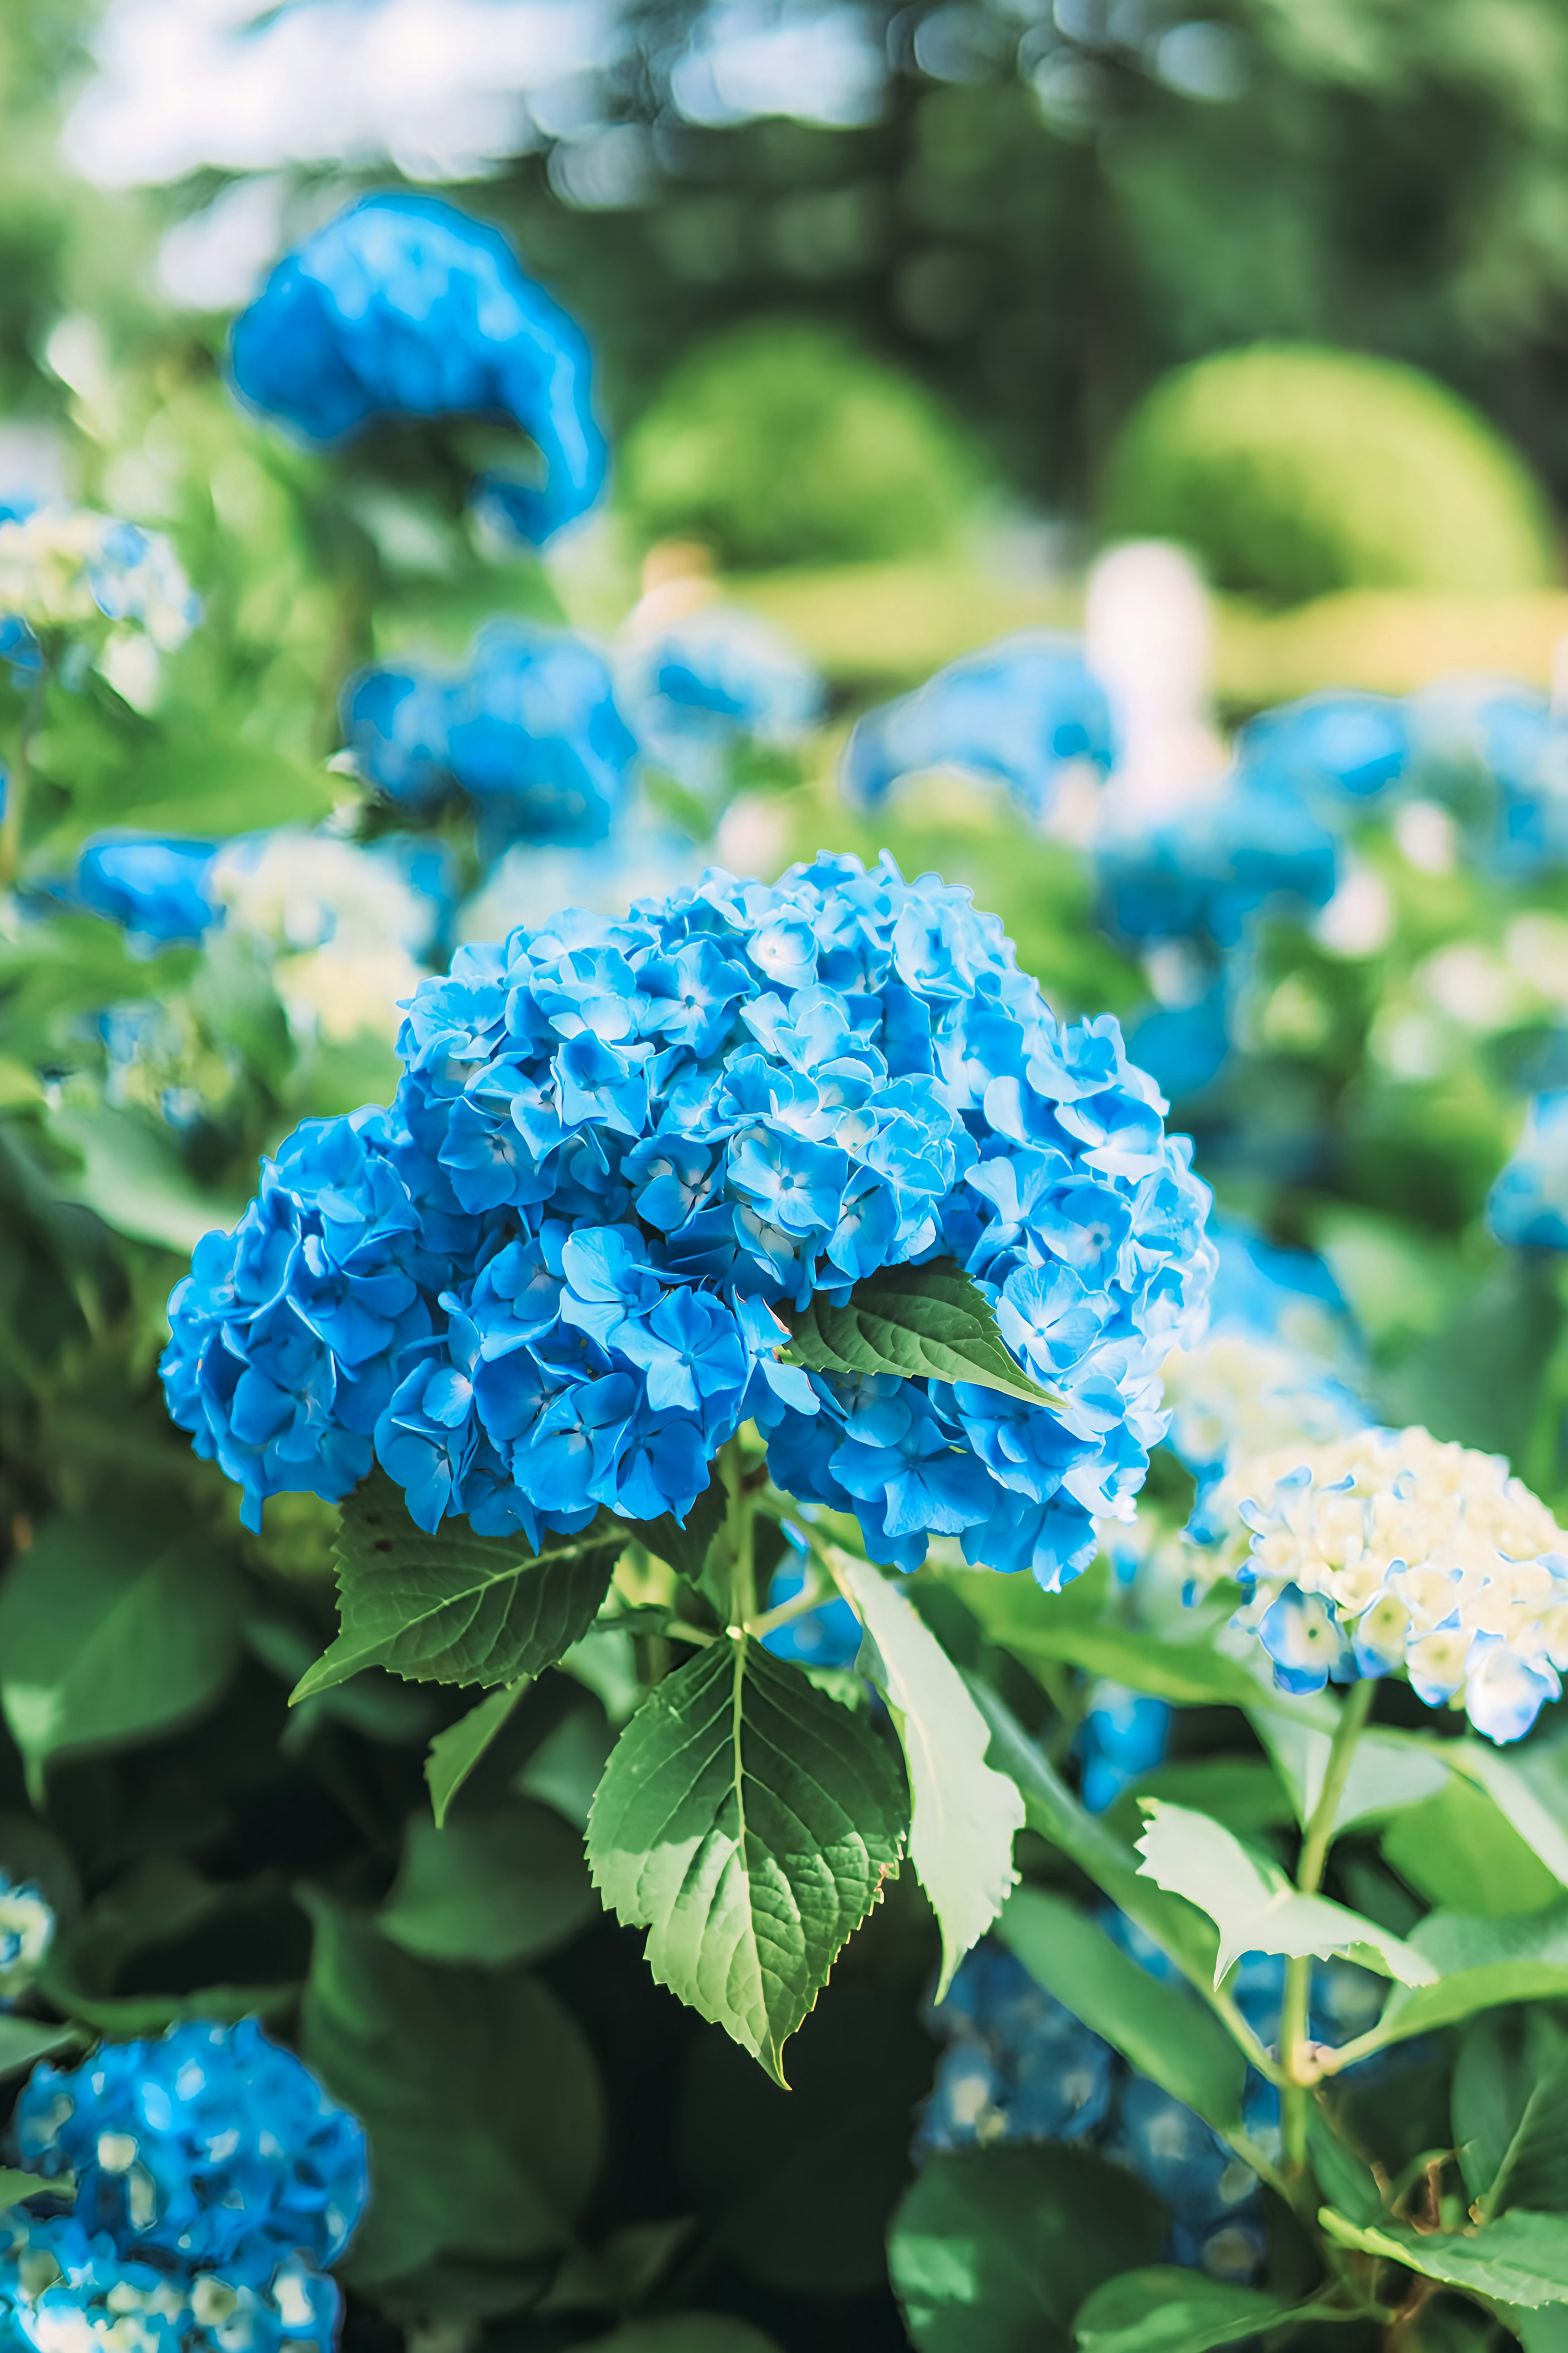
(293, 1473, 623, 1698)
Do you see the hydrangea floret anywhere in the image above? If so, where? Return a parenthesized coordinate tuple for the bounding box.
(1189, 1424, 1568, 1741)
(162, 854, 1214, 1592)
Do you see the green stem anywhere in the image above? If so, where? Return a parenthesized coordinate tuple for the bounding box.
(0, 717, 31, 891)
(1282, 1676, 1377, 2174)
(722, 1434, 755, 1633)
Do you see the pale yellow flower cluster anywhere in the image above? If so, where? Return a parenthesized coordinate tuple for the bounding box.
(1160, 1330, 1362, 1476)
(1191, 1425, 1568, 1742)
(0, 508, 197, 653)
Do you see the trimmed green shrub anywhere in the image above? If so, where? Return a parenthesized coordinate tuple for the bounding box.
(617, 315, 984, 569)
(1100, 342, 1559, 605)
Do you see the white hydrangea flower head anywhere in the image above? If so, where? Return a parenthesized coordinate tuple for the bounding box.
(0, 509, 198, 649)
(1161, 1331, 1364, 1478)
(1190, 1424, 1568, 1742)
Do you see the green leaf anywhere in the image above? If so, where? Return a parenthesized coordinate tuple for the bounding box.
(292, 1472, 623, 1699)
(1360, 1903, 1568, 2053)
(1307, 2111, 1385, 2227)
(1382, 1776, 1563, 1917)
(1454, 2014, 1568, 2220)
(967, 1679, 1220, 1984)
(39, 1858, 301, 2032)
(424, 1681, 530, 1827)
(888, 2145, 1167, 2353)
(1318, 2209, 1568, 2308)
(1074, 2268, 1355, 2353)
(0, 2171, 70, 2207)
(1103, 1759, 1295, 1842)
(1135, 1801, 1439, 1986)
(513, 1702, 616, 1830)
(951, 1568, 1265, 1709)
(0, 1516, 243, 1799)
(831, 1552, 1022, 1998)
(997, 1886, 1246, 2134)
(1450, 1742, 1568, 1891)
(0, 2018, 82, 2079)
(1251, 1709, 1451, 1835)
(378, 1802, 595, 1968)
(586, 1637, 908, 2084)
(676, 1984, 936, 2297)
(782, 1258, 1056, 1407)
(298, 1888, 604, 2286)
(588, 2324, 782, 2353)
(49, 1108, 247, 1256)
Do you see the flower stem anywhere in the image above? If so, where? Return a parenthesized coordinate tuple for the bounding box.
(721, 1434, 755, 1634)
(1281, 1675, 1376, 2173)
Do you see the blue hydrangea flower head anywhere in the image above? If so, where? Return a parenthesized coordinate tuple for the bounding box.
(15, 2018, 368, 2276)
(1489, 1091, 1568, 1251)
(1098, 780, 1337, 949)
(843, 634, 1115, 822)
(343, 621, 636, 849)
(0, 2212, 340, 2353)
(76, 837, 220, 945)
(920, 1934, 1263, 2277)
(229, 194, 606, 542)
(0, 1876, 52, 2007)
(1189, 1425, 1568, 1741)
(1236, 692, 1410, 804)
(164, 854, 1214, 1587)
(617, 604, 822, 802)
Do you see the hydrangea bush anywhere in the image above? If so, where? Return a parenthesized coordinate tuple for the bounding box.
(0, 170, 1566, 2353)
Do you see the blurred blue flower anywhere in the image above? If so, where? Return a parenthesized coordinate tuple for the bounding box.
(0, 1876, 51, 2007)
(1078, 1682, 1171, 1814)
(76, 836, 220, 944)
(1099, 780, 1338, 951)
(843, 633, 1115, 821)
(618, 604, 822, 802)
(1236, 692, 1410, 804)
(343, 620, 637, 850)
(16, 2019, 367, 2277)
(230, 193, 605, 541)
(920, 1936, 1260, 2279)
(760, 1555, 863, 1671)
(0, 2214, 339, 2353)
(1489, 1091, 1568, 1251)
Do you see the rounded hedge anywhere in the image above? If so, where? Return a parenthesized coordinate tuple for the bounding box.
(1099, 343, 1558, 606)
(617, 316, 984, 570)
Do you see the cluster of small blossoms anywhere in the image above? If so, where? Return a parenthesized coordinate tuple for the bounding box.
(0, 2020, 365, 2353)
(617, 605, 822, 807)
(342, 620, 636, 853)
(0, 1876, 53, 2007)
(0, 509, 198, 707)
(229, 194, 604, 545)
(842, 633, 1115, 824)
(1190, 1425, 1568, 1742)
(1160, 1225, 1367, 1488)
(919, 1938, 1264, 2282)
(163, 854, 1214, 1588)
